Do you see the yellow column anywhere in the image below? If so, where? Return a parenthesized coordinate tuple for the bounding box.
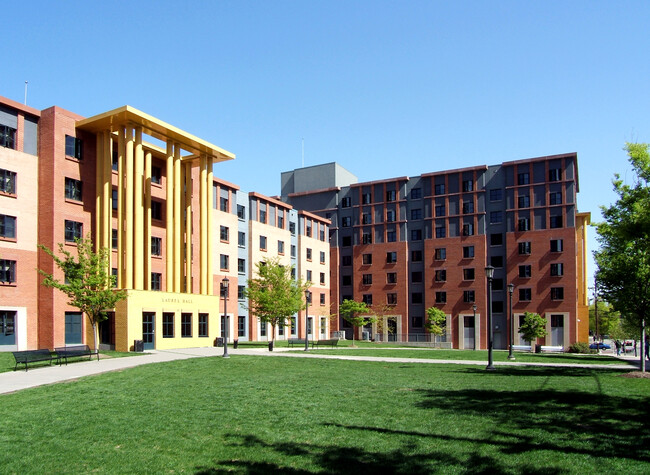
(144, 151, 152, 290)
(134, 127, 144, 290)
(185, 162, 192, 293)
(207, 156, 214, 296)
(199, 154, 208, 295)
(117, 128, 125, 289)
(102, 131, 112, 252)
(95, 132, 103, 250)
(125, 126, 134, 289)
(173, 144, 182, 293)
(165, 141, 174, 292)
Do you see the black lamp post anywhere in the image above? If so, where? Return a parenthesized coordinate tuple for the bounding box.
(304, 289, 311, 352)
(472, 305, 477, 350)
(507, 283, 515, 360)
(222, 277, 230, 359)
(485, 265, 495, 371)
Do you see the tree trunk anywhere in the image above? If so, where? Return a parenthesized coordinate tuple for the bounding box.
(92, 321, 99, 354)
(640, 318, 646, 373)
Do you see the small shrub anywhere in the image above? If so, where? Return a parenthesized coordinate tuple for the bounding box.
(567, 342, 594, 354)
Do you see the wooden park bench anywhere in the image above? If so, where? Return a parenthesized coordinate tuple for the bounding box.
(312, 339, 339, 348)
(12, 349, 55, 372)
(55, 345, 97, 365)
(288, 338, 307, 348)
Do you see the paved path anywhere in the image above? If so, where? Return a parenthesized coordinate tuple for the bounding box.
(0, 346, 642, 395)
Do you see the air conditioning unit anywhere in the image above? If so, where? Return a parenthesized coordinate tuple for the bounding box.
(332, 331, 346, 339)
(362, 331, 370, 341)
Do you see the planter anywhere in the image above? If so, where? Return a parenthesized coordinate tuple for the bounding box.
(268, 341, 274, 352)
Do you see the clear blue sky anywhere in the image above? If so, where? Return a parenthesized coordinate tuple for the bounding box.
(4, 1, 649, 287)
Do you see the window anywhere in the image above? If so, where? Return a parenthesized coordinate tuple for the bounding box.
(549, 168, 562, 182)
(435, 226, 446, 238)
(0, 125, 16, 149)
(306, 270, 312, 282)
(362, 232, 372, 244)
(362, 193, 372, 204)
(463, 246, 474, 258)
(220, 196, 229, 212)
(112, 229, 118, 249)
(362, 253, 372, 265)
(342, 255, 352, 266)
(237, 205, 246, 219)
(386, 252, 397, 263)
(435, 204, 445, 217)
(65, 135, 83, 159)
(0, 259, 16, 283)
(151, 237, 162, 256)
(550, 239, 564, 252)
(362, 294, 373, 305)
(259, 235, 267, 250)
(289, 222, 296, 235)
(0, 215, 16, 239)
(320, 293, 326, 305)
(112, 189, 118, 210)
(518, 218, 530, 231)
(238, 231, 246, 247)
(411, 229, 422, 241)
(386, 209, 396, 222)
(64, 178, 83, 201)
(151, 165, 162, 185)
(306, 248, 312, 261)
(463, 180, 473, 192)
(238, 258, 246, 273)
(551, 287, 564, 300)
(64, 220, 83, 242)
(492, 301, 504, 313)
(463, 268, 475, 280)
(490, 233, 503, 246)
(519, 241, 532, 255)
(320, 272, 325, 285)
(362, 274, 373, 285)
(463, 291, 475, 303)
(386, 190, 396, 201)
(342, 275, 352, 286)
(549, 192, 562, 205)
(213, 253, 229, 273)
(151, 272, 161, 290)
(237, 285, 245, 300)
(434, 248, 446, 260)
(491, 256, 503, 268)
(411, 188, 422, 199)
(260, 321, 267, 337)
(306, 221, 312, 237)
(489, 211, 502, 224)
(434, 183, 445, 195)
(342, 216, 351, 227)
(519, 265, 531, 278)
(551, 263, 564, 276)
(386, 231, 396, 242)
(412, 292, 423, 304)
(320, 251, 326, 264)
(341, 197, 351, 208)
(387, 272, 397, 284)
(493, 279, 504, 291)
(435, 291, 446, 303)
(198, 314, 209, 337)
(412, 316, 424, 328)
(320, 228, 325, 241)
(518, 195, 530, 208)
(550, 216, 563, 228)
(362, 213, 371, 224)
(412, 250, 423, 262)
(489, 189, 503, 201)
(180, 314, 192, 337)
(342, 236, 352, 247)
(151, 201, 162, 220)
(0, 169, 17, 194)
(462, 201, 474, 214)
(278, 240, 285, 255)
(519, 288, 532, 301)
(435, 270, 446, 282)
(387, 293, 397, 305)
(518, 172, 530, 185)
(239, 316, 247, 337)
(162, 313, 174, 338)
(412, 271, 423, 283)
(462, 223, 474, 236)
(411, 209, 422, 220)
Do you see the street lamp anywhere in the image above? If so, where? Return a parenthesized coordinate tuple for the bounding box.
(222, 277, 230, 359)
(485, 265, 495, 371)
(507, 283, 515, 360)
(304, 289, 311, 352)
(472, 305, 477, 350)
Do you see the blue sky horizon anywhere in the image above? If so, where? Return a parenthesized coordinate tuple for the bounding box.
(4, 0, 649, 290)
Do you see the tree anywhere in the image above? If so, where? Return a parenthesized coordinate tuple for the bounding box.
(588, 300, 621, 337)
(339, 299, 376, 346)
(518, 311, 548, 351)
(39, 234, 126, 353)
(425, 307, 447, 342)
(594, 143, 650, 371)
(244, 257, 309, 348)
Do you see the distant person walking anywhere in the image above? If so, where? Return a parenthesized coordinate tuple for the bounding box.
(615, 339, 621, 356)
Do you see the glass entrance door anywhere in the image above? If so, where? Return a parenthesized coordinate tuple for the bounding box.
(142, 312, 155, 350)
(0, 311, 16, 346)
(550, 315, 564, 347)
(463, 316, 475, 349)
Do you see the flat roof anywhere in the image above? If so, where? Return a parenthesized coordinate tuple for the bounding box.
(76, 105, 235, 162)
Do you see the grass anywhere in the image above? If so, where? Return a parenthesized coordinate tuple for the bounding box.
(0, 350, 140, 373)
(0, 355, 648, 473)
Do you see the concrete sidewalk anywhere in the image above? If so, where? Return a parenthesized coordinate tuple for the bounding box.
(0, 346, 640, 395)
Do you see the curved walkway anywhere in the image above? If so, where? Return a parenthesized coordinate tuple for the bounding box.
(0, 346, 641, 395)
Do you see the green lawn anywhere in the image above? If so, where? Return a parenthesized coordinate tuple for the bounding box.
(0, 356, 648, 473)
(0, 350, 140, 373)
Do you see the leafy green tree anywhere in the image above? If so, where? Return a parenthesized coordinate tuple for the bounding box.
(339, 299, 375, 346)
(39, 234, 126, 353)
(594, 143, 650, 371)
(425, 307, 447, 341)
(244, 257, 309, 348)
(588, 300, 621, 337)
(518, 311, 548, 351)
